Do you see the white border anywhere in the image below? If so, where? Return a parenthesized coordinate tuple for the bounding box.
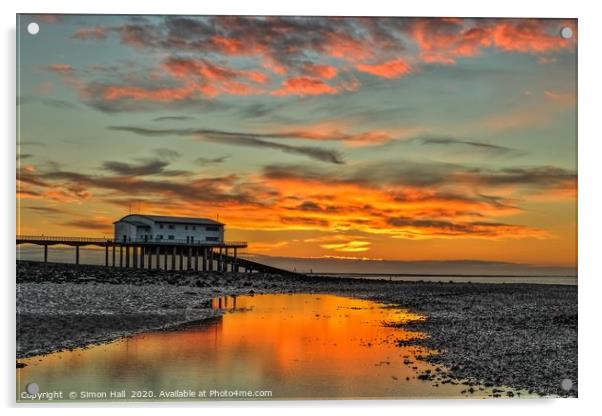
(3, 0, 601, 414)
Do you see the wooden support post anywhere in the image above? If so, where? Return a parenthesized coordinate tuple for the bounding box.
(209, 248, 214, 271)
(139, 246, 145, 269)
(234, 248, 238, 272)
(179, 248, 184, 270)
(156, 246, 160, 270)
(105, 246, 109, 267)
(147, 247, 152, 269)
(119, 246, 123, 268)
(225, 247, 229, 272)
(164, 247, 168, 270)
(187, 246, 192, 270)
(125, 246, 130, 268)
(194, 247, 199, 271)
(112, 245, 116, 267)
(133, 246, 138, 268)
(202, 247, 207, 272)
(75, 246, 80, 265)
(43, 245, 48, 263)
(171, 246, 176, 271)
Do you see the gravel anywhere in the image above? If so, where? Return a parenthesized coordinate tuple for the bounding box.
(16, 260, 577, 397)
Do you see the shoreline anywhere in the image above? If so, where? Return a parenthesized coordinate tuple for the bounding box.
(16, 260, 577, 397)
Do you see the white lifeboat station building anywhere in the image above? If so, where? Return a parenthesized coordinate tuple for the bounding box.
(106, 214, 247, 272)
(114, 214, 224, 244)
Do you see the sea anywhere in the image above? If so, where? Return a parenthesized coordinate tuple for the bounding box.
(16, 245, 577, 286)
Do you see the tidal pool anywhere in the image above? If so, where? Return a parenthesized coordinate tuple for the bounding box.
(17, 293, 508, 401)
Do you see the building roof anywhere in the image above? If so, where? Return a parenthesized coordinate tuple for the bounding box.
(114, 214, 224, 226)
(119, 220, 148, 227)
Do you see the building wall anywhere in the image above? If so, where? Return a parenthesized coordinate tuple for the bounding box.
(114, 215, 224, 243)
(114, 222, 140, 242)
(152, 222, 223, 243)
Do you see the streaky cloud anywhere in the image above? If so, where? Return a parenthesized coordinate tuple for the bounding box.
(421, 137, 522, 156)
(108, 126, 345, 164)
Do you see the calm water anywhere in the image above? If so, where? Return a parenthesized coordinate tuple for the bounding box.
(17, 294, 522, 401)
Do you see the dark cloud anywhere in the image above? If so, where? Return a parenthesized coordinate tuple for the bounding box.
(61, 219, 112, 231)
(262, 161, 575, 192)
(205, 135, 344, 165)
(281, 216, 330, 227)
(30, 167, 269, 207)
(153, 148, 180, 160)
(25, 206, 62, 214)
(196, 156, 229, 165)
(386, 217, 533, 237)
(467, 166, 576, 188)
(238, 103, 277, 119)
(18, 96, 79, 110)
(108, 126, 345, 164)
(421, 137, 520, 156)
(296, 201, 323, 211)
(153, 115, 195, 122)
(101, 159, 171, 176)
(392, 191, 517, 210)
(41, 98, 80, 110)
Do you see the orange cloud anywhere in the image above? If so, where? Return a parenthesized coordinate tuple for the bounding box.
(47, 64, 74, 74)
(72, 26, 108, 40)
(163, 57, 268, 84)
(102, 83, 197, 101)
(303, 63, 338, 79)
(491, 20, 575, 53)
(268, 122, 395, 146)
(323, 32, 374, 61)
(412, 18, 575, 65)
(271, 76, 339, 96)
(210, 36, 247, 55)
(356, 58, 412, 79)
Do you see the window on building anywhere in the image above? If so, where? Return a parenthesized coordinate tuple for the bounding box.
(158, 235, 163, 239)
(168, 235, 175, 240)
(206, 236, 219, 241)
(192, 226, 196, 230)
(206, 226, 219, 232)
(159, 224, 164, 229)
(168, 224, 175, 230)
(185, 225, 188, 230)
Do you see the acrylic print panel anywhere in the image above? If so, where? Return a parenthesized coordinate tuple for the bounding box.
(16, 14, 577, 402)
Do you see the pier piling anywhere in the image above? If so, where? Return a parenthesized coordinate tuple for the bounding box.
(16, 236, 306, 276)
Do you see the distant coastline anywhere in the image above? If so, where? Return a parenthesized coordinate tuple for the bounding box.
(311, 272, 577, 286)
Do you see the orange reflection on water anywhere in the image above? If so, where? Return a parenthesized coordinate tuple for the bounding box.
(17, 294, 487, 400)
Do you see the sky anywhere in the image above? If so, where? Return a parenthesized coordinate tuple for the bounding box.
(16, 15, 577, 269)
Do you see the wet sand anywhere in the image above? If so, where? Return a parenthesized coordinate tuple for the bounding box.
(16, 260, 577, 397)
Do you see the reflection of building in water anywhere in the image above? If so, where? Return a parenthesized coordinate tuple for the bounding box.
(211, 296, 237, 310)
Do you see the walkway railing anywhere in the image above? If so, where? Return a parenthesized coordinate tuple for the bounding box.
(16, 235, 247, 247)
(17, 235, 111, 243)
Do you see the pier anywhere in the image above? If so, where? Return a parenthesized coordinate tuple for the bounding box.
(16, 235, 298, 276)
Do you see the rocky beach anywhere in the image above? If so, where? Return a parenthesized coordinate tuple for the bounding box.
(16, 260, 577, 398)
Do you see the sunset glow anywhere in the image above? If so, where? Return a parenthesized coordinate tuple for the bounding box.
(17, 15, 577, 268)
